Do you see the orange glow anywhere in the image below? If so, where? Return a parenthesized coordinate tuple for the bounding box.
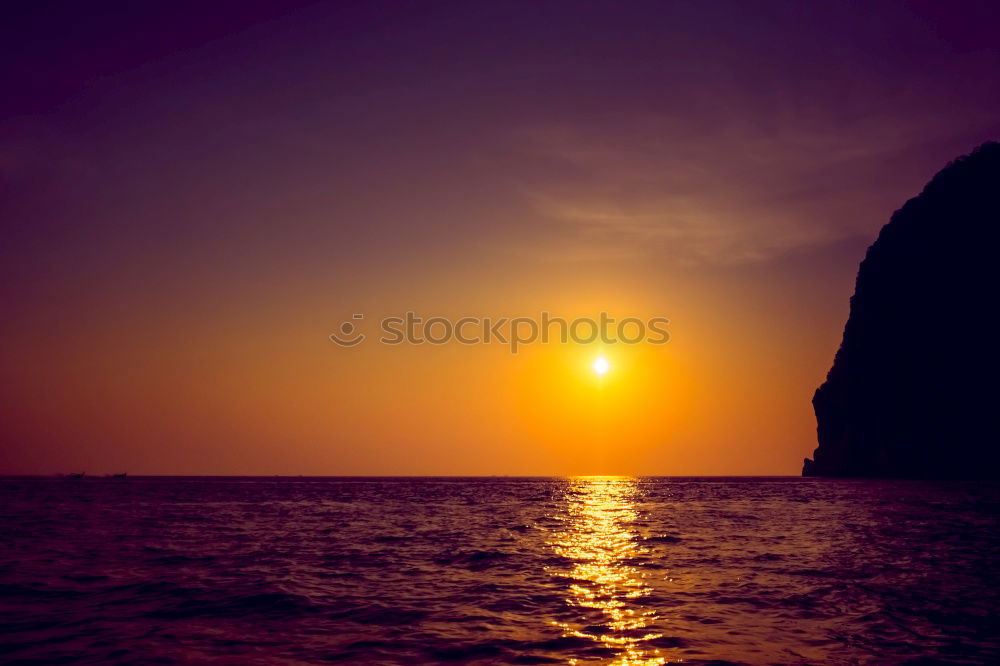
(0, 277, 831, 474)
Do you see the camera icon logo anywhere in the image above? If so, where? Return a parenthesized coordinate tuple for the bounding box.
(329, 314, 366, 347)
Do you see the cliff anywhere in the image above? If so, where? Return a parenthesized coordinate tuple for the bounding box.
(804, 142, 1000, 478)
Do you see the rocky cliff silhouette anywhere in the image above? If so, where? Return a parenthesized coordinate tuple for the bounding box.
(804, 142, 1000, 478)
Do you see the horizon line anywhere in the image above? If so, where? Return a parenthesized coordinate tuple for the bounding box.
(3, 473, 808, 479)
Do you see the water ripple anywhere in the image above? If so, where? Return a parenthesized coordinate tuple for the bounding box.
(0, 476, 998, 664)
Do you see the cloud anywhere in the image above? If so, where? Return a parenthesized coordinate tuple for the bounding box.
(507, 105, 999, 267)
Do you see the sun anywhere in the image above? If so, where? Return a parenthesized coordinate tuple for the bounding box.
(592, 356, 610, 376)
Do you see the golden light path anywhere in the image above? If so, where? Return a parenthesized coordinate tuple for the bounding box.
(548, 477, 677, 665)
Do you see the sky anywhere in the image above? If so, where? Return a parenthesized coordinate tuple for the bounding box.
(2, 1, 998, 475)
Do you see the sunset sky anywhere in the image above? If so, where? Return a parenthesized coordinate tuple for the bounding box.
(2, 1, 998, 475)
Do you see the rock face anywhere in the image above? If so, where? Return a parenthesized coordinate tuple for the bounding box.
(804, 142, 1000, 478)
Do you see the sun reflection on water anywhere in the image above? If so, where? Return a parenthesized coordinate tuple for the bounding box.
(548, 476, 675, 665)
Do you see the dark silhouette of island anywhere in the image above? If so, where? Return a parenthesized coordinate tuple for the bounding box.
(804, 142, 1000, 478)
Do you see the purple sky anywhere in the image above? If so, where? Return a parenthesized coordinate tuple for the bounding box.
(2, 2, 998, 474)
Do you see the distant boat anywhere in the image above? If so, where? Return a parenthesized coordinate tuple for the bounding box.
(110, 472, 127, 479)
(67, 472, 85, 479)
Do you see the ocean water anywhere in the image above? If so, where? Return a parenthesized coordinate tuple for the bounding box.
(1, 477, 998, 665)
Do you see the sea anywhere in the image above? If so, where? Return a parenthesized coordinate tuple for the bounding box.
(1, 476, 998, 665)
